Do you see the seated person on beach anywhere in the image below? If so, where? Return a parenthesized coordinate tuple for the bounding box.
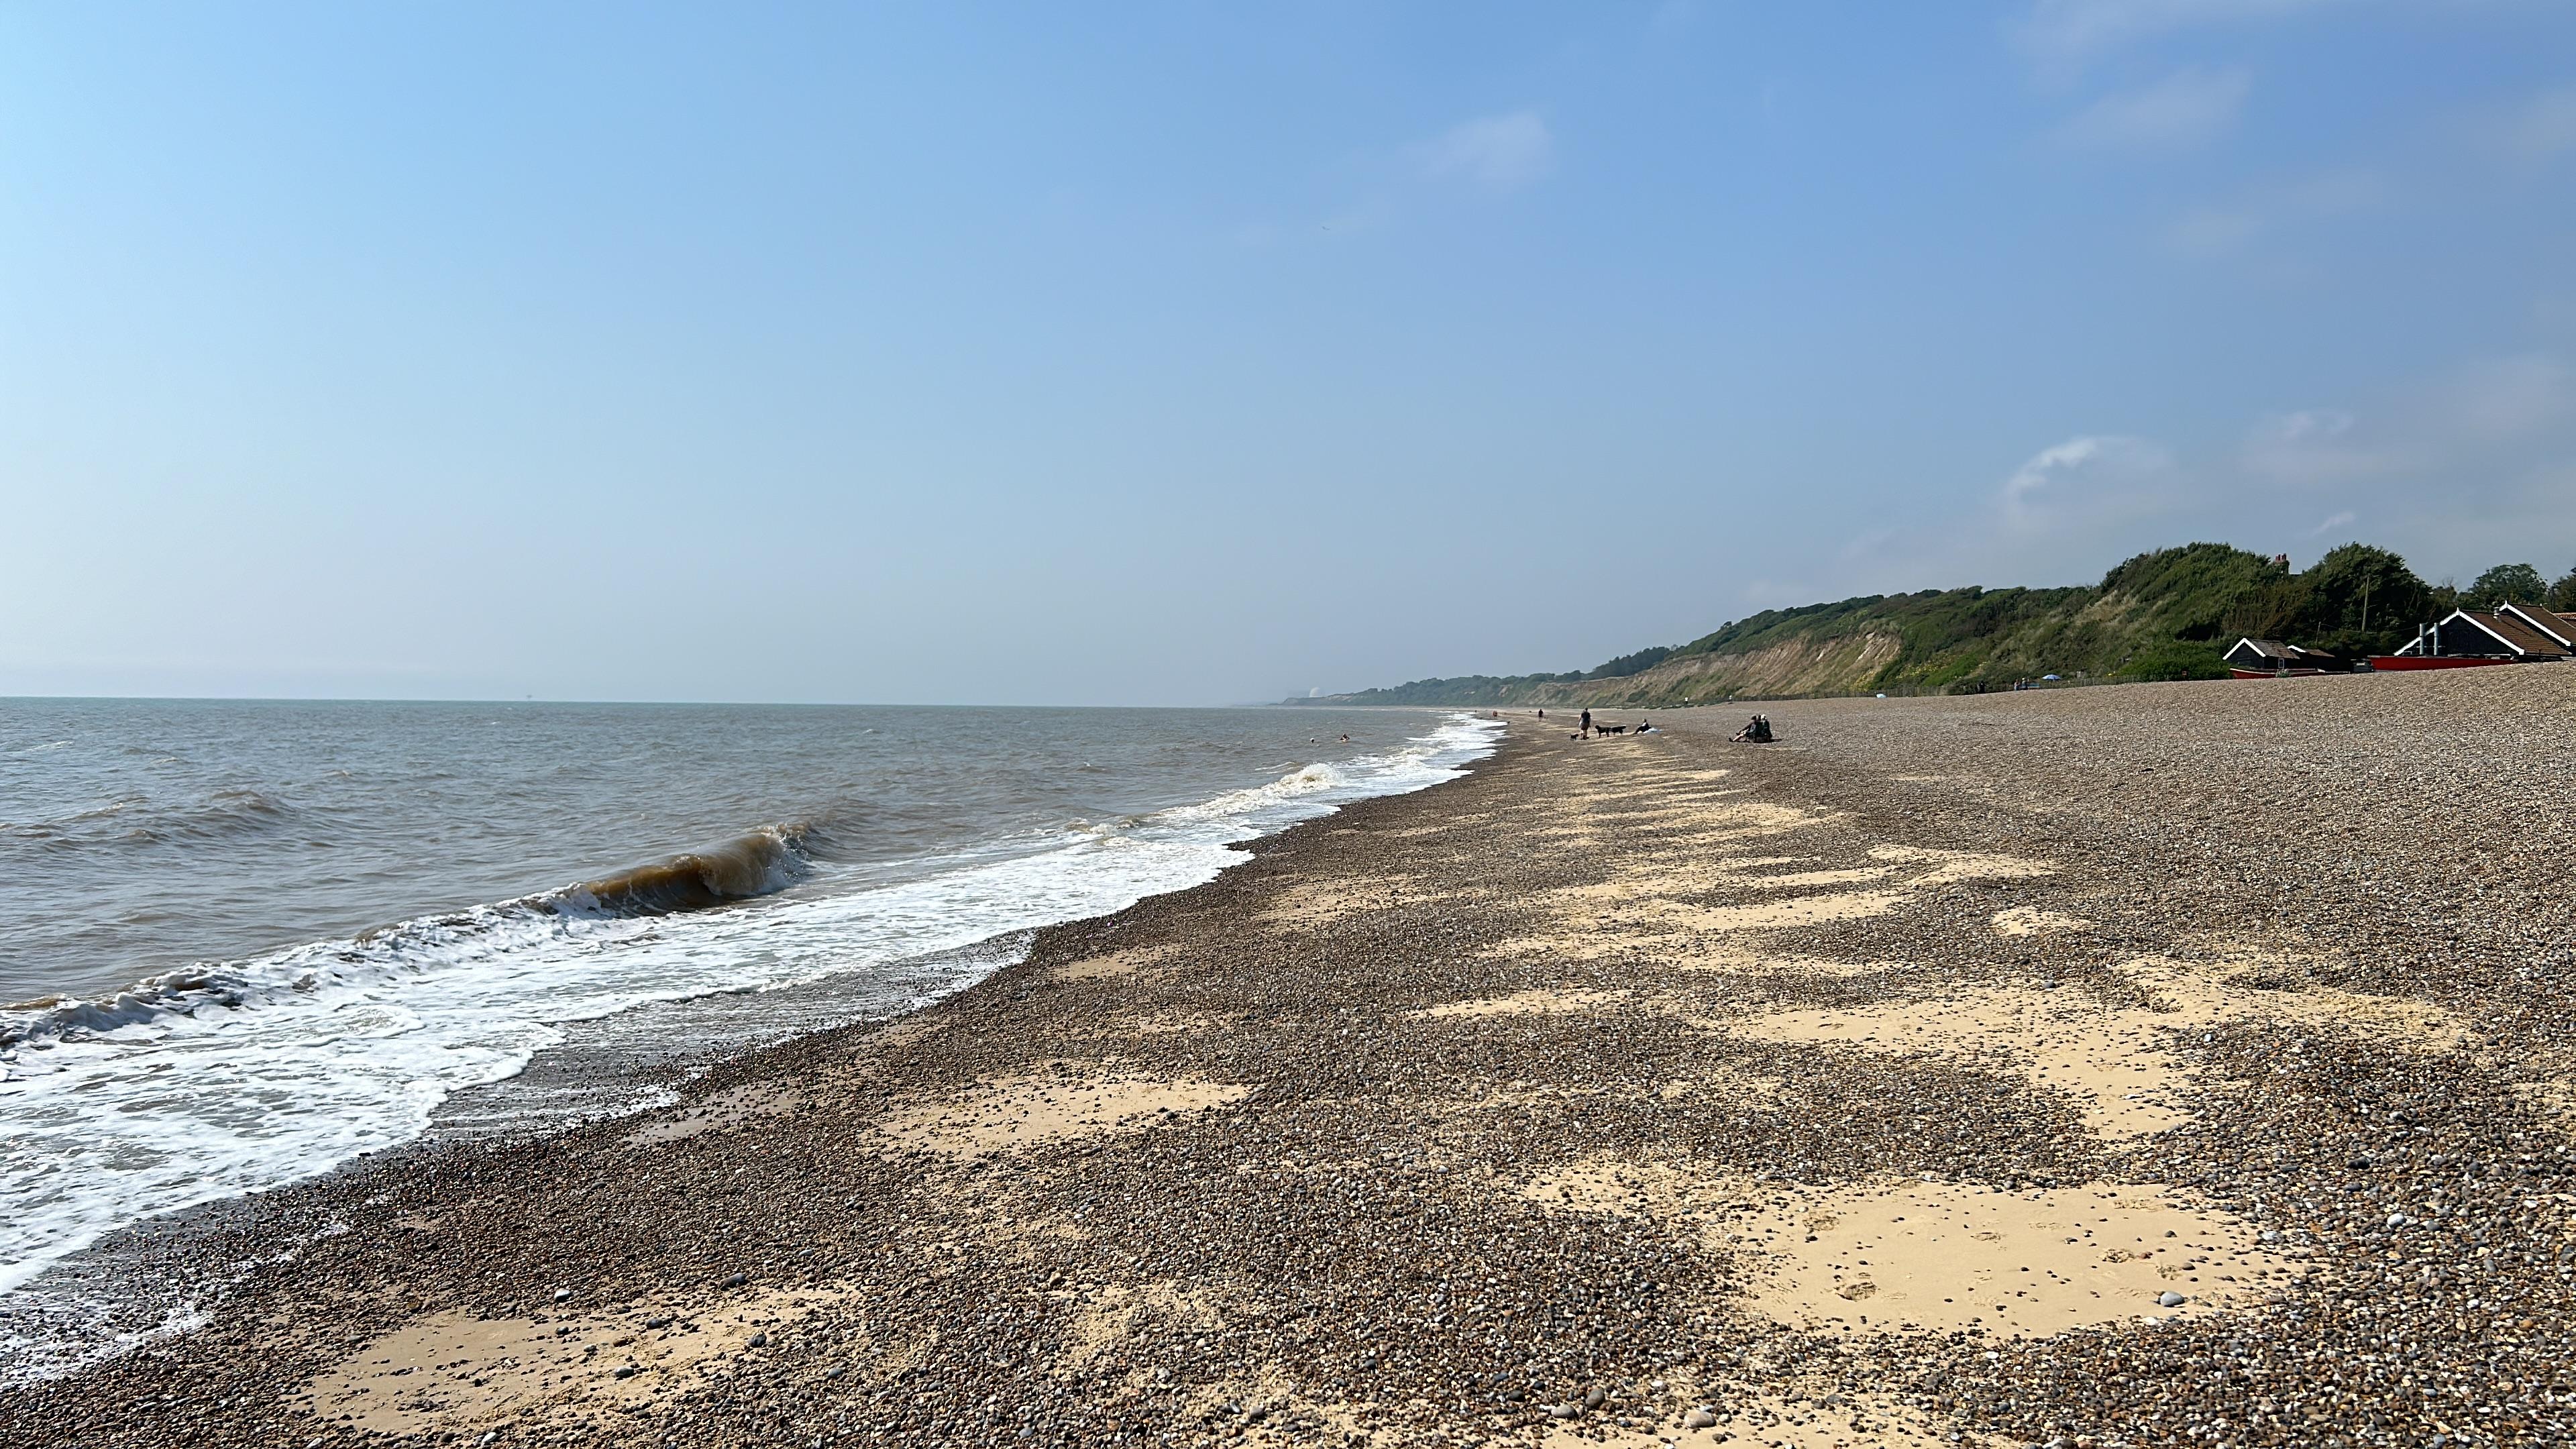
(1731, 714, 1773, 743)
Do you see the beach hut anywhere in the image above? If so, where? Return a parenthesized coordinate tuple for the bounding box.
(2389, 610, 2569, 661)
(2224, 638, 2341, 677)
(2497, 601, 2576, 652)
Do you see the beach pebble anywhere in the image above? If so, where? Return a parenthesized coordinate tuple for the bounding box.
(1684, 1407, 1719, 1428)
(2158, 1291, 2188, 1307)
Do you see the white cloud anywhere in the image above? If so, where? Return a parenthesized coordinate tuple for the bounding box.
(1413, 111, 1556, 193)
(2241, 409, 2404, 484)
(2058, 66, 2252, 149)
(2308, 509, 2358, 536)
(2001, 434, 2176, 524)
(2166, 166, 2385, 256)
(2016, 0, 2344, 74)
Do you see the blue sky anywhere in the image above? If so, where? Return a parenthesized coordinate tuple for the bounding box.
(4, 1, 2573, 703)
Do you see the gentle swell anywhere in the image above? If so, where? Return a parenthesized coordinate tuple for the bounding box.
(0, 790, 291, 848)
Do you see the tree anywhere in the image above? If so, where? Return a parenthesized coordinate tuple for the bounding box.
(2465, 563, 2548, 609)
(2550, 568, 2576, 613)
(2290, 544, 2432, 654)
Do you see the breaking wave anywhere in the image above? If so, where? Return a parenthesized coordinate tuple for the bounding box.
(558, 825, 818, 916)
(0, 820, 840, 1051)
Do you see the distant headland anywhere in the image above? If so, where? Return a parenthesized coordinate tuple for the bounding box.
(1291, 542, 2576, 707)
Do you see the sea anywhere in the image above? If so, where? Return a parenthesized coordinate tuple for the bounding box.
(0, 699, 1497, 1377)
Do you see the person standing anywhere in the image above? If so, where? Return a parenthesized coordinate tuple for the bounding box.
(1579, 708, 1592, 737)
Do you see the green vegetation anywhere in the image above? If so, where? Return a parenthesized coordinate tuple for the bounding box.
(1297, 539, 2520, 707)
(2465, 562, 2548, 609)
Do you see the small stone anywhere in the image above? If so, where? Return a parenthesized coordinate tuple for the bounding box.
(552, 1287, 573, 1303)
(612, 1365, 635, 1379)
(1684, 1407, 1719, 1429)
(2159, 1291, 2188, 1307)
(721, 1272, 748, 1289)
(748, 1331, 769, 1348)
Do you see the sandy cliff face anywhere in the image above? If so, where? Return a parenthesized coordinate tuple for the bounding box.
(1491, 631, 1909, 708)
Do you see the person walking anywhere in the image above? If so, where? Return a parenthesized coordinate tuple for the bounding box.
(1578, 708, 1592, 737)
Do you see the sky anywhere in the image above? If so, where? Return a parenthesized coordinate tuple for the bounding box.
(5, 1, 2574, 704)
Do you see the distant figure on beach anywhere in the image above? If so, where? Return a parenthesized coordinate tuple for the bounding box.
(1731, 714, 1774, 743)
(1579, 709, 1592, 737)
(1536, 709, 1545, 719)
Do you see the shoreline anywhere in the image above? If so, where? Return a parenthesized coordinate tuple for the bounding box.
(6, 670, 2575, 1448)
(0, 716, 1501, 1382)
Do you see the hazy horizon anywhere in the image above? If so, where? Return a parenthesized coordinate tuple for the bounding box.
(7, 3, 2574, 705)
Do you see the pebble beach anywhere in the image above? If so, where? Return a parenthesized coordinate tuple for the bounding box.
(7, 666, 2575, 1449)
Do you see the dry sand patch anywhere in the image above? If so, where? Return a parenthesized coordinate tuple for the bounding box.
(1991, 906, 2092, 937)
(1521, 1157, 1699, 1214)
(1724, 1179, 2295, 1338)
(303, 1285, 853, 1435)
(1733, 865, 1900, 890)
(877, 1069, 1251, 1157)
(2128, 955, 2463, 1046)
(1063, 1280, 1225, 1364)
(1481, 925, 1887, 979)
(1720, 988, 2194, 1139)
(1255, 876, 1421, 931)
(1479, 925, 1684, 964)
(1866, 844, 2055, 886)
(1664, 945, 1890, 979)
(1420, 989, 1632, 1020)
(1053, 944, 1183, 981)
(623, 1082, 803, 1146)
(1548, 857, 1808, 904)
(1653, 891, 1911, 934)
(1718, 957, 2465, 1140)
(1542, 1389, 1980, 1448)
(1515, 1161, 2294, 1340)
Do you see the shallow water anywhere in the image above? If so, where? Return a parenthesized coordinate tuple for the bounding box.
(0, 700, 1496, 1320)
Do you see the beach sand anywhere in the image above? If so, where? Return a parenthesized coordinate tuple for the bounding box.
(8, 666, 2576, 1448)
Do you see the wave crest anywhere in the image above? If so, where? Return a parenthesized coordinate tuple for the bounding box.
(559, 826, 816, 916)
(0, 822, 825, 1049)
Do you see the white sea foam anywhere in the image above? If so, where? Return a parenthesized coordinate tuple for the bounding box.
(0, 712, 1499, 1326)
